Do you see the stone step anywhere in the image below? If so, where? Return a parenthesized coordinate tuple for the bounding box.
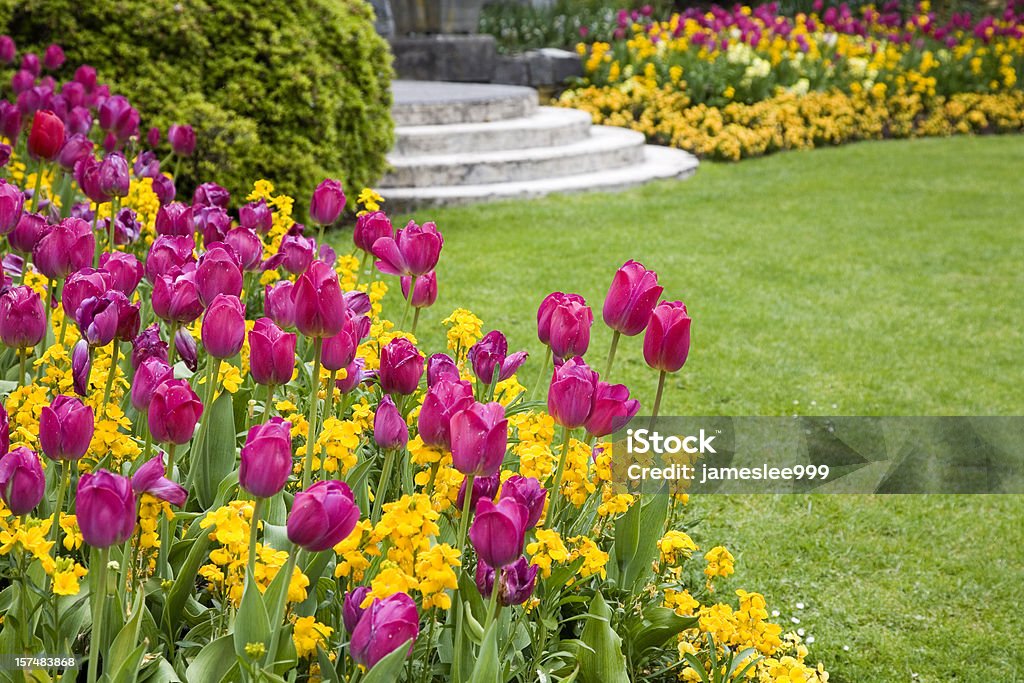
(393, 107, 593, 156)
(382, 145, 699, 212)
(392, 80, 538, 126)
(381, 126, 647, 189)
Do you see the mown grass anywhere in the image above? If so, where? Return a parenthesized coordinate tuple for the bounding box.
(349, 135, 1024, 682)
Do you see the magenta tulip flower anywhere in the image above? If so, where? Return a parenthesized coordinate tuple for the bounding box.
(378, 338, 424, 395)
(152, 174, 175, 205)
(0, 179, 24, 234)
(0, 285, 45, 349)
(98, 152, 130, 198)
(196, 243, 242, 306)
(145, 234, 195, 282)
(585, 381, 640, 437)
(374, 396, 408, 450)
(155, 202, 193, 237)
(603, 260, 663, 336)
(286, 479, 360, 552)
(76, 289, 139, 346)
(547, 356, 598, 429)
(174, 328, 198, 372)
(400, 270, 438, 308)
(499, 475, 547, 529)
(418, 378, 474, 449)
(248, 318, 296, 387)
(468, 330, 528, 386)
(548, 296, 593, 360)
(239, 200, 273, 234)
(336, 357, 369, 394)
(131, 324, 169, 369)
(0, 447, 45, 515)
(167, 124, 196, 157)
(201, 294, 245, 359)
(291, 260, 347, 338)
(8, 213, 47, 254)
(195, 206, 232, 247)
(309, 178, 346, 226)
(224, 227, 263, 271)
(264, 280, 296, 329)
(148, 379, 203, 445)
(372, 220, 443, 277)
(450, 401, 507, 477)
(537, 292, 586, 346)
(152, 271, 203, 324)
(342, 586, 371, 634)
(62, 268, 110, 322)
(456, 472, 500, 513)
(469, 497, 528, 568)
(76, 469, 135, 548)
(426, 353, 460, 387)
(72, 339, 90, 396)
(240, 417, 293, 498)
(32, 217, 94, 280)
(131, 454, 187, 507)
(43, 44, 65, 70)
(353, 211, 392, 253)
(74, 155, 110, 204)
(56, 134, 94, 172)
(350, 593, 419, 669)
(476, 556, 538, 606)
(99, 252, 144, 296)
(131, 356, 174, 412)
(193, 182, 230, 209)
(39, 395, 94, 461)
(321, 312, 370, 372)
(146, 126, 161, 149)
(643, 301, 692, 373)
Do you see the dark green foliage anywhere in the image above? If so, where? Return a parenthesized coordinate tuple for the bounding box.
(1, 0, 394, 207)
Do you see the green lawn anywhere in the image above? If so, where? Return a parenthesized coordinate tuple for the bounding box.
(360, 136, 1024, 682)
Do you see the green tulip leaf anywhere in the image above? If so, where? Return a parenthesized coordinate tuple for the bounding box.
(185, 634, 238, 683)
(468, 620, 500, 683)
(578, 592, 630, 683)
(108, 642, 148, 683)
(195, 390, 237, 508)
(107, 591, 146, 673)
(233, 570, 271, 659)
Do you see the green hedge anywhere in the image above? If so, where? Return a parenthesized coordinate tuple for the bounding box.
(1, 0, 394, 208)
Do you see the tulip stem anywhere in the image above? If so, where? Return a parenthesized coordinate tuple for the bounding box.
(49, 459, 70, 551)
(247, 497, 263, 579)
(548, 425, 572, 523)
(327, 370, 337, 421)
(399, 276, 416, 330)
(107, 196, 119, 253)
(371, 448, 396, 524)
(455, 474, 476, 574)
(532, 347, 552, 399)
(649, 370, 667, 430)
(604, 330, 621, 380)
(410, 307, 421, 336)
(484, 566, 502, 632)
(301, 338, 324, 489)
(87, 545, 110, 683)
(167, 322, 179, 366)
(17, 348, 26, 388)
(100, 342, 120, 420)
(265, 546, 299, 670)
(264, 383, 275, 419)
(91, 211, 101, 268)
(30, 159, 44, 213)
(37, 278, 55, 373)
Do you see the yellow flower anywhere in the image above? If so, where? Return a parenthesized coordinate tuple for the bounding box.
(527, 528, 570, 578)
(414, 543, 461, 610)
(292, 616, 333, 659)
(441, 309, 483, 359)
(363, 563, 418, 604)
(658, 530, 699, 566)
(704, 545, 735, 591)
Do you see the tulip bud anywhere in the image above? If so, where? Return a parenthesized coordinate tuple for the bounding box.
(374, 396, 408, 450)
(309, 178, 346, 226)
(249, 317, 296, 386)
(0, 179, 25, 236)
(469, 498, 528, 568)
(372, 220, 443, 277)
(99, 251, 144, 295)
(585, 382, 640, 437)
(353, 211, 393, 253)
(537, 292, 585, 346)
(349, 593, 419, 669)
(275, 231, 315, 275)
(39, 395, 94, 461)
(643, 301, 692, 373)
(264, 280, 295, 328)
(76, 469, 135, 548)
(74, 155, 109, 204)
(201, 294, 245, 359)
(499, 475, 547, 529)
(43, 44, 65, 71)
(131, 454, 187, 507)
(151, 174, 176, 205)
(148, 379, 203, 445)
(291, 260, 347, 338)
(131, 356, 174, 412)
(286, 480, 360, 552)
(10, 70, 33, 96)
(155, 202, 194, 237)
(192, 182, 229, 209)
(400, 270, 438, 309)
(56, 133, 93, 172)
(65, 106, 91, 137)
(195, 206, 232, 247)
(224, 227, 263, 271)
(240, 417, 294, 498)
(0, 285, 45, 349)
(98, 152, 130, 198)
(131, 324, 169, 369)
(322, 312, 370, 372)
(167, 124, 196, 157)
(456, 472, 499, 513)
(146, 126, 161, 148)
(426, 353, 460, 387)
(152, 272, 203, 324)
(342, 586, 371, 634)
(548, 297, 593, 360)
(0, 101, 22, 140)
(8, 212, 47, 254)
(547, 356, 598, 429)
(27, 109, 64, 160)
(378, 338, 424, 395)
(468, 330, 528, 386)
(337, 357, 368, 394)
(0, 447, 45, 515)
(72, 339, 90, 395)
(239, 200, 273, 234)
(450, 402, 507, 477)
(418, 378, 473, 449)
(32, 216, 94, 280)
(0, 36, 15, 64)
(174, 327, 198, 372)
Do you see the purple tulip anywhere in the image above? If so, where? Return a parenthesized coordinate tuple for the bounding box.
(61, 269, 109, 323)
(21, 52, 40, 76)
(99, 252, 144, 295)
(10, 70, 33, 96)
(224, 227, 263, 271)
(426, 353, 460, 387)
(450, 402, 507, 477)
(155, 202, 194, 237)
(372, 220, 443, 277)
(374, 395, 409, 450)
(643, 301, 692, 373)
(469, 497, 528, 568)
(196, 243, 243, 306)
(321, 312, 370, 372)
(146, 235, 195, 282)
(98, 96, 135, 139)
(43, 44, 65, 71)
(337, 357, 369, 394)
(65, 106, 91, 137)
(547, 357, 598, 429)
(291, 260, 347, 338)
(0, 36, 14, 64)
(456, 472, 500, 513)
(478, 556, 538, 606)
(73, 65, 97, 91)
(548, 297, 593, 360)
(56, 133, 93, 172)
(286, 480, 360, 552)
(0, 101, 21, 140)
(0, 447, 45, 515)
(0, 285, 45, 349)
(585, 382, 640, 437)
(168, 124, 196, 156)
(133, 150, 161, 179)
(195, 206, 232, 247)
(400, 270, 438, 309)
(152, 272, 203, 324)
(174, 327, 198, 372)
(274, 231, 315, 275)
(468, 330, 528, 386)
(76, 469, 135, 548)
(349, 593, 419, 669)
(240, 417, 294, 498)
(109, 207, 141, 246)
(499, 475, 547, 529)
(72, 339, 90, 395)
(131, 324, 169, 369)
(0, 143, 11, 168)
(343, 290, 371, 316)
(8, 213, 47, 254)
(239, 200, 273, 234)
(32, 217, 94, 280)
(309, 178, 346, 226)
(98, 152, 130, 198)
(152, 174, 176, 205)
(249, 318, 296, 386)
(0, 180, 23, 235)
(77, 290, 139, 346)
(38, 395, 94, 461)
(148, 379, 203, 445)
(131, 356, 174, 412)
(342, 586, 371, 634)
(262, 282, 294, 330)
(537, 292, 585, 346)
(131, 454, 187, 507)
(201, 294, 245, 359)
(378, 338, 424, 395)
(74, 155, 109, 204)
(418, 378, 474, 449)
(193, 182, 230, 209)
(146, 126, 161, 149)
(353, 211, 393, 253)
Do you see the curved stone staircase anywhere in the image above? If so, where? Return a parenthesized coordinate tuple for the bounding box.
(381, 80, 699, 211)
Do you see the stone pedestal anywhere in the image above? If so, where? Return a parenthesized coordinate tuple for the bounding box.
(390, 34, 498, 83)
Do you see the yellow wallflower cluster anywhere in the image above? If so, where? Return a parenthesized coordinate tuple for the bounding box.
(441, 308, 484, 359)
(704, 545, 736, 590)
(526, 528, 571, 578)
(292, 616, 334, 659)
(333, 519, 376, 582)
(659, 530, 699, 566)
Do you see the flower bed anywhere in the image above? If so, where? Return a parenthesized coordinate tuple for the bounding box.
(0, 38, 828, 683)
(558, 2, 1024, 160)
